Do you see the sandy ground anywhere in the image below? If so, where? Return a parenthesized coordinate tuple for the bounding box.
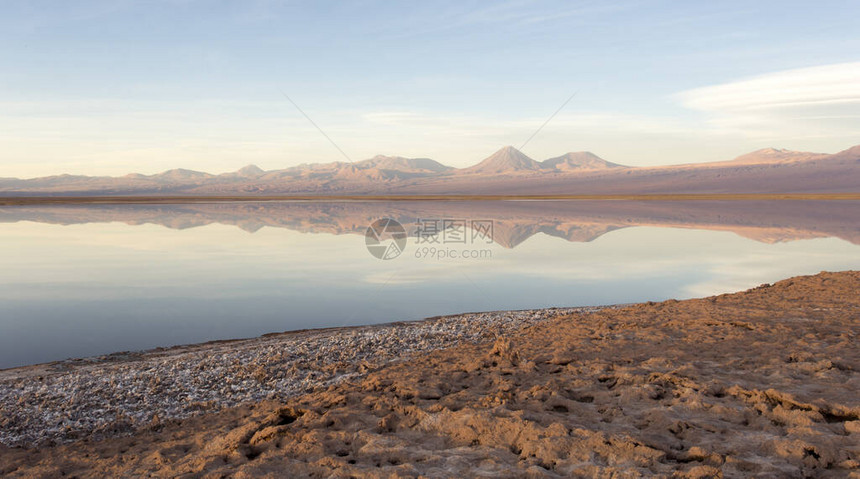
(1, 271, 859, 478)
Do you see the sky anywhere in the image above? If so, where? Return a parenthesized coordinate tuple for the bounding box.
(1, 0, 859, 177)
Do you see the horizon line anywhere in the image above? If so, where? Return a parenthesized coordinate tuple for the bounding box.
(2, 193, 860, 206)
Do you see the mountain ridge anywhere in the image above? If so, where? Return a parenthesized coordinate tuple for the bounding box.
(1, 144, 857, 195)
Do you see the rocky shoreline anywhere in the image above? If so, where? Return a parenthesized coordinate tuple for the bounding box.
(0, 307, 602, 447)
(3, 272, 859, 477)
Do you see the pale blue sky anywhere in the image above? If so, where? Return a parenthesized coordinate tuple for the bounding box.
(1, 0, 859, 177)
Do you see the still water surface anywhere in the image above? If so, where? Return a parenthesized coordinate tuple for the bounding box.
(1, 200, 859, 368)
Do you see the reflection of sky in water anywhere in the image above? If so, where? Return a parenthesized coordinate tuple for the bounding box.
(1, 216, 860, 368)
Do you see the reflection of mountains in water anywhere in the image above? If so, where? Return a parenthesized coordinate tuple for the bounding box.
(1, 200, 858, 248)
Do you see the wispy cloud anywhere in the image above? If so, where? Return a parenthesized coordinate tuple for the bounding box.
(679, 62, 860, 111)
(374, 0, 633, 40)
(676, 62, 860, 140)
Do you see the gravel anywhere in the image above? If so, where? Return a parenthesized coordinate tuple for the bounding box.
(0, 307, 603, 447)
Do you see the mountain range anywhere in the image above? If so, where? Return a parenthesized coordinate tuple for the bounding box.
(1, 145, 858, 195)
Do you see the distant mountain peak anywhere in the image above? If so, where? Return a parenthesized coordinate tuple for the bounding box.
(730, 148, 825, 165)
(236, 164, 265, 177)
(824, 144, 860, 160)
(464, 146, 541, 173)
(357, 155, 452, 173)
(541, 152, 626, 171)
(239, 163, 263, 172)
(153, 168, 212, 180)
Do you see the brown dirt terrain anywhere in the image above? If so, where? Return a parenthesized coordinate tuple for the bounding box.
(1, 271, 859, 478)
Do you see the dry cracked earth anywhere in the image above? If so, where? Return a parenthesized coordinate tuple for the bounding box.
(1, 271, 859, 478)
